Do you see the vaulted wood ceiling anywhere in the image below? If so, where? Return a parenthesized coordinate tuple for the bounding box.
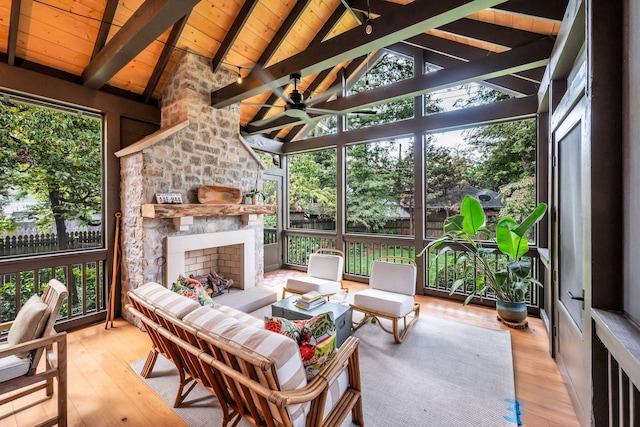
(0, 0, 566, 142)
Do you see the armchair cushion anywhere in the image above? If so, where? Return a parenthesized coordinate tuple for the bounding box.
(285, 276, 342, 295)
(8, 294, 51, 358)
(353, 288, 416, 317)
(307, 254, 343, 282)
(0, 343, 31, 382)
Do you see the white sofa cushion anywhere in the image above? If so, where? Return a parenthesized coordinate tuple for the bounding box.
(286, 276, 341, 295)
(183, 307, 309, 427)
(369, 261, 417, 295)
(216, 304, 264, 328)
(353, 288, 416, 317)
(133, 282, 200, 319)
(0, 343, 31, 382)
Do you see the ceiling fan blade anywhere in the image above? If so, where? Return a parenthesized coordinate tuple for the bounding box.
(305, 83, 343, 107)
(340, 0, 362, 25)
(300, 112, 317, 128)
(248, 111, 289, 127)
(252, 67, 291, 104)
(306, 107, 377, 115)
(240, 101, 284, 108)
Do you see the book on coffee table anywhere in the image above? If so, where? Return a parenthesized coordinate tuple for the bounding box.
(295, 297, 326, 310)
(299, 291, 323, 302)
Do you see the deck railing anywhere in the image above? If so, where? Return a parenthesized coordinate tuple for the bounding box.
(284, 231, 541, 309)
(593, 309, 640, 425)
(0, 250, 108, 328)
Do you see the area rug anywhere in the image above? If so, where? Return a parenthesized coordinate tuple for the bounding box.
(130, 314, 517, 427)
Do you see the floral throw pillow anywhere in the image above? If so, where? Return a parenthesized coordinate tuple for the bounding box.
(264, 312, 336, 380)
(264, 316, 303, 342)
(171, 275, 215, 308)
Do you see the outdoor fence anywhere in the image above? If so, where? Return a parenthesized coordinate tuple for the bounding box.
(0, 231, 103, 257)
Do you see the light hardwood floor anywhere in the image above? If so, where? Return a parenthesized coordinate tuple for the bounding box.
(0, 272, 579, 426)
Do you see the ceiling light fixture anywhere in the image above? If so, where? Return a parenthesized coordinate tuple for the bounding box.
(237, 66, 243, 84)
(365, 0, 372, 35)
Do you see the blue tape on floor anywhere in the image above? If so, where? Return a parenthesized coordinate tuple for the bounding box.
(504, 398, 525, 425)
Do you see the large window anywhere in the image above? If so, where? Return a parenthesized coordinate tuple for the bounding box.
(287, 148, 337, 230)
(425, 117, 538, 240)
(0, 96, 103, 258)
(346, 138, 414, 235)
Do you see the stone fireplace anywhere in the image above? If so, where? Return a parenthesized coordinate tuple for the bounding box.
(116, 50, 266, 323)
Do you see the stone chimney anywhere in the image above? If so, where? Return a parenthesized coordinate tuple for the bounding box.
(118, 50, 265, 322)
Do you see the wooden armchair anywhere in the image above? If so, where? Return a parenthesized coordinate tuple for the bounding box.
(0, 279, 69, 427)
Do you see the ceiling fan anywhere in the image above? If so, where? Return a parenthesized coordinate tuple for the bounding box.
(244, 73, 376, 128)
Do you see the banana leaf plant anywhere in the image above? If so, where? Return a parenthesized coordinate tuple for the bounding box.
(419, 196, 548, 304)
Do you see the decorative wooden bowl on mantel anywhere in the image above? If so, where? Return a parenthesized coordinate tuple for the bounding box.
(197, 185, 243, 205)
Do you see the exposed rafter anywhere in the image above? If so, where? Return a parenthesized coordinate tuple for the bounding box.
(211, 0, 260, 74)
(244, 38, 553, 135)
(257, 0, 313, 67)
(212, 0, 510, 108)
(248, 0, 338, 125)
(351, 0, 566, 23)
(91, 0, 119, 59)
(7, 0, 21, 66)
(437, 19, 543, 49)
(143, 13, 191, 103)
(82, 0, 200, 90)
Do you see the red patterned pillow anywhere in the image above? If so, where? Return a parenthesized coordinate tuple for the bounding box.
(264, 312, 336, 380)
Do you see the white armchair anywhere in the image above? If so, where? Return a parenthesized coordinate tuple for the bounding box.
(350, 256, 420, 343)
(282, 248, 347, 299)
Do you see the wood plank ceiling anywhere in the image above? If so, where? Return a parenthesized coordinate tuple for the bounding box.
(0, 0, 566, 142)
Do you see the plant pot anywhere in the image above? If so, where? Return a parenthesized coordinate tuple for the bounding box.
(496, 300, 527, 323)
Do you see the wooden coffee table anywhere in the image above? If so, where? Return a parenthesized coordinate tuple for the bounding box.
(271, 295, 352, 348)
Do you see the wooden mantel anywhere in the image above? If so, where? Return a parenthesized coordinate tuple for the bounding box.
(141, 203, 275, 218)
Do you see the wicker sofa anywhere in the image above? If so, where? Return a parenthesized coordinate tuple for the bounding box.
(126, 282, 364, 427)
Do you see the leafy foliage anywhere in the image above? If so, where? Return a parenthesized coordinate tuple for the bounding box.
(0, 99, 102, 249)
(420, 196, 547, 303)
(288, 149, 337, 221)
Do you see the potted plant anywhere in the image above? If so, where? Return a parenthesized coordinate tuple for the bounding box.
(244, 189, 265, 205)
(419, 195, 548, 323)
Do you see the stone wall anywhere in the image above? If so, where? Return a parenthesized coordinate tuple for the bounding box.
(119, 50, 264, 322)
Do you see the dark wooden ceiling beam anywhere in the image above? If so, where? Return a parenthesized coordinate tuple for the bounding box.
(352, 0, 565, 23)
(91, 0, 119, 59)
(211, 0, 260, 74)
(7, 0, 21, 66)
(403, 33, 546, 85)
(310, 5, 346, 46)
(493, 0, 568, 21)
(245, 38, 553, 134)
(257, 0, 313, 67)
(283, 95, 538, 153)
(387, 41, 539, 95)
(82, 0, 199, 90)
(438, 19, 542, 49)
(143, 13, 190, 103)
(212, 0, 509, 108)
